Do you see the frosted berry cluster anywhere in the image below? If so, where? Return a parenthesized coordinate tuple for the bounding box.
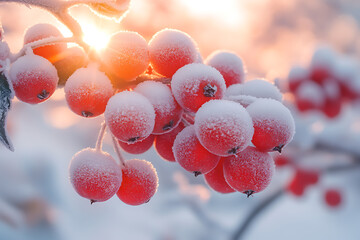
(3, 22, 296, 203)
(288, 46, 360, 118)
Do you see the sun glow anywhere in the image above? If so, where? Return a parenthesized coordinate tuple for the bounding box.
(81, 23, 111, 51)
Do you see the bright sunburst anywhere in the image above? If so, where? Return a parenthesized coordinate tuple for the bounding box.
(81, 22, 111, 51)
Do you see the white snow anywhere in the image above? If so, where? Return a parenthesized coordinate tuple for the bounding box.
(288, 66, 308, 82)
(23, 23, 63, 44)
(225, 79, 282, 102)
(9, 54, 58, 85)
(295, 81, 325, 106)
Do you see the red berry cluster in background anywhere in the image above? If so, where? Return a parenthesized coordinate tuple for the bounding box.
(274, 154, 344, 208)
(1, 21, 297, 205)
(288, 46, 360, 118)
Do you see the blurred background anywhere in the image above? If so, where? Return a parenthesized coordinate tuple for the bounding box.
(0, 0, 360, 239)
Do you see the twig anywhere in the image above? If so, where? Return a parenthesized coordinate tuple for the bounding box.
(231, 188, 285, 240)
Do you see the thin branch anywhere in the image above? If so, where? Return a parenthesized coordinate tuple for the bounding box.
(231, 188, 285, 240)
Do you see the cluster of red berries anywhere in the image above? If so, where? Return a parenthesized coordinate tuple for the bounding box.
(4, 21, 296, 204)
(275, 154, 343, 208)
(288, 46, 360, 118)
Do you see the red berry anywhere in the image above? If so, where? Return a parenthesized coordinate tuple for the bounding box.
(65, 65, 113, 118)
(205, 50, 245, 87)
(24, 23, 67, 63)
(89, 0, 130, 19)
(223, 147, 275, 196)
(105, 91, 155, 143)
(101, 31, 149, 82)
(309, 47, 335, 84)
(288, 66, 308, 92)
(225, 79, 282, 102)
(171, 63, 226, 112)
(134, 81, 183, 134)
(149, 29, 198, 77)
(274, 154, 291, 167)
(322, 80, 341, 118)
(204, 159, 235, 194)
(295, 81, 325, 111)
(117, 159, 158, 206)
(10, 54, 58, 104)
(194, 99, 254, 156)
(69, 148, 122, 203)
(287, 168, 319, 197)
(246, 98, 295, 152)
(324, 189, 342, 208)
(154, 122, 185, 162)
(173, 125, 220, 176)
(118, 134, 155, 155)
(52, 46, 88, 86)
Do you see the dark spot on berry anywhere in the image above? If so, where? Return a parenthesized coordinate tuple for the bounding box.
(203, 84, 217, 97)
(37, 89, 50, 100)
(145, 198, 151, 203)
(128, 136, 140, 143)
(273, 144, 284, 153)
(193, 171, 202, 177)
(244, 190, 255, 198)
(90, 199, 97, 205)
(162, 120, 174, 131)
(82, 111, 93, 117)
(228, 146, 240, 155)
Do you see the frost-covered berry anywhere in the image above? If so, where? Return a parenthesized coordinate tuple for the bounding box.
(53, 46, 88, 86)
(101, 31, 149, 82)
(287, 168, 319, 197)
(223, 146, 275, 196)
(246, 98, 295, 152)
(89, 0, 130, 19)
(134, 81, 183, 134)
(288, 66, 308, 92)
(24, 23, 67, 62)
(105, 91, 155, 143)
(65, 65, 113, 118)
(226, 79, 282, 102)
(154, 121, 185, 162)
(171, 63, 226, 112)
(194, 99, 254, 156)
(149, 29, 198, 77)
(173, 125, 220, 176)
(118, 134, 155, 155)
(204, 159, 235, 194)
(69, 148, 122, 203)
(310, 46, 336, 84)
(10, 54, 58, 104)
(117, 159, 158, 206)
(205, 50, 245, 87)
(324, 189, 342, 208)
(295, 81, 325, 111)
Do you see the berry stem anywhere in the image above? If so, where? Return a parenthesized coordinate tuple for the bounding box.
(111, 135, 126, 168)
(95, 121, 107, 152)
